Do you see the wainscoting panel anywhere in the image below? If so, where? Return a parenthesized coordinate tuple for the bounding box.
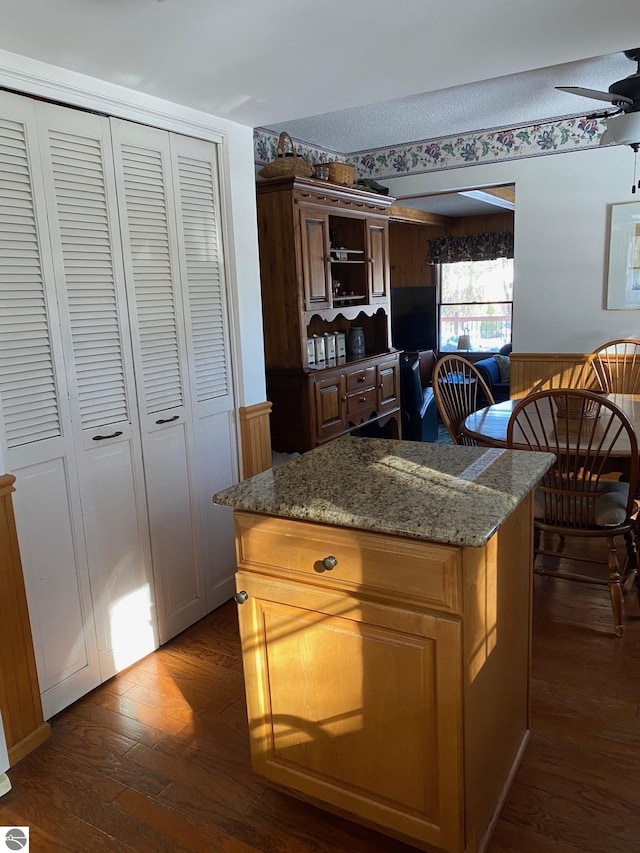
(239, 402, 273, 479)
(510, 353, 596, 399)
(0, 475, 50, 765)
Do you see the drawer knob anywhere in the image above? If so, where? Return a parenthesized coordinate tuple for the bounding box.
(357, 375, 366, 382)
(233, 590, 249, 604)
(322, 555, 337, 571)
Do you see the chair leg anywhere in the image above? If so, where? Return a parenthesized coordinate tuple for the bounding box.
(534, 525, 541, 553)
(623, 529, 639, 602)
(607, 536, 624, 637)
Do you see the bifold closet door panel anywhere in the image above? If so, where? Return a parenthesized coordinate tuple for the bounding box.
(110, 118, 207, 643)
(168, 133, 237, 612)
(0, 91, 101, 717)
(35, 102, 158, 679)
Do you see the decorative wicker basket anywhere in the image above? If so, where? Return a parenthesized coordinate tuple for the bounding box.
(326, 161, 355, 187)
(259, 132, 313, 179)
(555, 391, 606, 419)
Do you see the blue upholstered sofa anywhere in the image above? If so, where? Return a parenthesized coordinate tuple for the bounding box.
(474, 344, 512, 402)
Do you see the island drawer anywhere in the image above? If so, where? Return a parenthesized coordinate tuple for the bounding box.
(233, 511, 462, 614)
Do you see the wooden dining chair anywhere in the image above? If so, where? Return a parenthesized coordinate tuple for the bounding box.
(589, 338, 640, 394)
(506, 388, 640, 637)
(433, 355, 495, 445)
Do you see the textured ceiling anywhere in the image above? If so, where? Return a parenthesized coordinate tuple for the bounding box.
(397, 190, 515, 218)
(266, 52, 636, 153)
(0, 0, 640, 130)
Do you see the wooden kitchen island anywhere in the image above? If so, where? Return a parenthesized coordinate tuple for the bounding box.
(213, 438, 553, 853)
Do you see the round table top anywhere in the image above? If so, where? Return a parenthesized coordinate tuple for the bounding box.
(462, 393, 640, 457)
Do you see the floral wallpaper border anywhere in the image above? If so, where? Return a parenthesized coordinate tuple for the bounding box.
(254, 114, 608, 182)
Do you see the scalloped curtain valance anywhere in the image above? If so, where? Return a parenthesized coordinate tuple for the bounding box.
(427, 232, 514, 264)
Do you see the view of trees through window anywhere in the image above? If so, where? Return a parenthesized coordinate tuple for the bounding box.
(439, 258, 513, 352)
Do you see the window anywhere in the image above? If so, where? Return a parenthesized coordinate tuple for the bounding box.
(438, 258, 513, 353)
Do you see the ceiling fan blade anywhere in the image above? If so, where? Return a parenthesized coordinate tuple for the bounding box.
(556, 86, 634, 106)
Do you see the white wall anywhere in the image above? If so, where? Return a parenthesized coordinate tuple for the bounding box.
(383, 144, 640, 353)
(0, 49, 267, 413)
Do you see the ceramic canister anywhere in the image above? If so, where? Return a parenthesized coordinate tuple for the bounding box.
(324, 332, 336, 359)
(306, 337, 315, 365)
(313, 334, 326, 362)
(347, 326, 365, 357)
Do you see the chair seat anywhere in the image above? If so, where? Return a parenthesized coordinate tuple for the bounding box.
(534, 479, 631, 528)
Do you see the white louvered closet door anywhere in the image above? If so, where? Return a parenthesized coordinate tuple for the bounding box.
(35, 102, 158, 681)
(169, 133, 237, 613)
(110, 119, 208, 643)
(0, 91, 101, 718)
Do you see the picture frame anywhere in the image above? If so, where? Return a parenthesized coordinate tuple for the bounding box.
(606, 201, 640, 309)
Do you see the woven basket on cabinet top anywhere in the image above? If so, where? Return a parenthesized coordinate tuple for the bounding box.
(325, 161, 355, 187)
(259, 132, 314, 179)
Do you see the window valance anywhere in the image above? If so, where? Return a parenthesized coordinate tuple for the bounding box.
(427, 232, 514, 264)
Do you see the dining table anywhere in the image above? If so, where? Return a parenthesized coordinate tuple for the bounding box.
(462, 392, 640, 457)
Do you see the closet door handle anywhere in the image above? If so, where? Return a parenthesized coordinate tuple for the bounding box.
(92, 431, 123, 441)
(155, 415, 179, 425)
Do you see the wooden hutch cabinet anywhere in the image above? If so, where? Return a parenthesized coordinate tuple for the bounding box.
(256, 176, 401, 453)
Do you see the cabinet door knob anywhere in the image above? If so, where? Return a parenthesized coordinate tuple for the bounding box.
(233, 590, 249, 604)
(322, 555, 337, 571)
(359, 396, 367, 404)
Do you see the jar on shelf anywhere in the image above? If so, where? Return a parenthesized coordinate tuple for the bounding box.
(347, 326, 365, 358)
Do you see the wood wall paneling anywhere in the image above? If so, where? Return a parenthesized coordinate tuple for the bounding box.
(0, 475, 50, 765)
(389, 221, 441, 288)
(446, 211, 514, 237)
(509, 353, 595, 399)
(239, 402, 273, 479)
(388, 211, 514, 292)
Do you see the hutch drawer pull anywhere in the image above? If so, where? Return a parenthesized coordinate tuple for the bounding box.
(357, 375, 366, 382)
(92, 431, 123, 441)
(155, 415, 179, 424)
(359, 396, 367, 404)
(322, 555, 337, 571)
(233, 590, 249, 604)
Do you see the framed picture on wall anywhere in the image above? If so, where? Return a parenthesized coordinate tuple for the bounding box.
(606, 201, 640, 309)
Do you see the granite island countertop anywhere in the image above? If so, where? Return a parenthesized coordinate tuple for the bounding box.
(213, 437, 555, 548)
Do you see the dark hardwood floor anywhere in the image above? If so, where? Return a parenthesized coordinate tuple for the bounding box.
(2, 537, 640, 852)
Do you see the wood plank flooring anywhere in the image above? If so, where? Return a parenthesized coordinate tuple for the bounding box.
(2, 538, 640, 852)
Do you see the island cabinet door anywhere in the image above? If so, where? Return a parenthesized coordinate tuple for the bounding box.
(235, 571, 465, 853)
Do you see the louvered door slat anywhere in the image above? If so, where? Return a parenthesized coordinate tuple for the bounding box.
(117, 141, 183, 415)
(47, 128, 128, 430)
(0, 116, 61, 448)
(175, 154, 229, 403)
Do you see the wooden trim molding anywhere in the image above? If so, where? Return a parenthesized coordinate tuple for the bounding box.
(388, 205, 449, 227)
(510, 353, 595, 399)
(0, 474, 50, 766)
(239, 402, 273, 479)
